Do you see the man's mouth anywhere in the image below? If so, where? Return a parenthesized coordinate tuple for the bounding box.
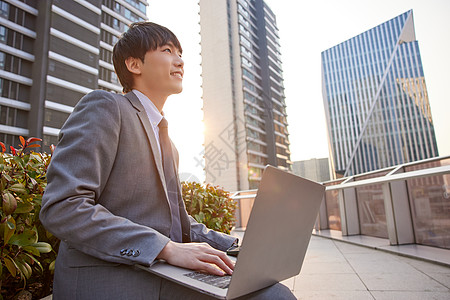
(170, 71, 183, 79)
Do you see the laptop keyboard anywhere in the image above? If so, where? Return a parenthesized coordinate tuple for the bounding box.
(184, 272, 231, 289)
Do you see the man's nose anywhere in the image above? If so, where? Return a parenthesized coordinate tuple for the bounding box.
(177, 56, 184, 67)
(175, 55, 184, 67)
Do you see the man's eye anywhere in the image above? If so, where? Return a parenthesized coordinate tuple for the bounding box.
(163, 48, 172, 53)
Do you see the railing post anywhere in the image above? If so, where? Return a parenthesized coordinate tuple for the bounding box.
(234, 198, 242, 228)
(343, 188, 360, 235)
(338, 176, 360, 236)
(382, 183, 398, 245)
(315, 195, 328, 230)
(338, 189, 348, 235)
(383, 168, 415, 245)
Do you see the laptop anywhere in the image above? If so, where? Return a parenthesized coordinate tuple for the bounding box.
(137, 165, 325, 299)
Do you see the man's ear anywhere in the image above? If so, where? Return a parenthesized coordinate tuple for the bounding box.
(125, 57, 142, 75)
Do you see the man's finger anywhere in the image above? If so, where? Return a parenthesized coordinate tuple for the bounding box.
(200, 253, 233, 275)
(217, 251, 235, 270)
(199, 262, 227, 276)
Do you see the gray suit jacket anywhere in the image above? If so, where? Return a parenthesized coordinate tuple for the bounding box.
(40, 90, 235, 299)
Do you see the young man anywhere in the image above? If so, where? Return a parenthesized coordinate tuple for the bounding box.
(40, 22, 295, 299)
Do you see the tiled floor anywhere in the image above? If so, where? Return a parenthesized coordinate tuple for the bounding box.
(42, 232, 449, 300)
(282, 236, 450, 299)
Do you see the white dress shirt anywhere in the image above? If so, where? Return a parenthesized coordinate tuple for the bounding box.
(132, 89, 163, 157)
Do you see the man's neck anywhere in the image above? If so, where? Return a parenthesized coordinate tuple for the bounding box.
(132, 87, 166, 112)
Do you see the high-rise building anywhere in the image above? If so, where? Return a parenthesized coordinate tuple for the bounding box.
(0, 0, 148, 150)
(199, 0, 291, 191)
(292, 158, 330, 183)
(321, 10, 438, 178)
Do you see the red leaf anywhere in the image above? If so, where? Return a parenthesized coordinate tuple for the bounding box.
(26, 137, 42, 144)
(26, 144, 41, 148)
(50, 144, 55, 155)
(0, 142, 5, 153)
(19, 136, 25, 147)
(10, 146, 16, 156)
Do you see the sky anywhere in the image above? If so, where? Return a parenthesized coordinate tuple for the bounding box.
(147, 0, 450, 182)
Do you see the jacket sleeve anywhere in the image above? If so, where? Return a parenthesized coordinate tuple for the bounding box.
(189, 217, 237, 251)
(39, 90, 170, 267)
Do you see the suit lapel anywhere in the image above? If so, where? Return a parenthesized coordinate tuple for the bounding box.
(123, 92, 169, 199)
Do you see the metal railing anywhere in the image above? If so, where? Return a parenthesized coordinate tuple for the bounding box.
(231, 155, 450, 250)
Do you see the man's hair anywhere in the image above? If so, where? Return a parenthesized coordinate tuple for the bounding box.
(112, 22, 182, 93)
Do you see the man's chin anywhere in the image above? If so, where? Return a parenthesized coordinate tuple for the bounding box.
(173, 86, 183, 94)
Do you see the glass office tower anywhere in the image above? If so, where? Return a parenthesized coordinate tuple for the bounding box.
(0, 0, 147, 150)
(200, 0, 291, 191)
(321, 10, 438, 178)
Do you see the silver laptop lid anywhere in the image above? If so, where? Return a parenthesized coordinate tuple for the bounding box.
(227, 165, 325, 299)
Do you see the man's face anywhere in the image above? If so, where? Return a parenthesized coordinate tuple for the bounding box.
(139, 43, 184, 97)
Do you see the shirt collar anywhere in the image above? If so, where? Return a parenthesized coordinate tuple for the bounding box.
(132, 89, 163, 128)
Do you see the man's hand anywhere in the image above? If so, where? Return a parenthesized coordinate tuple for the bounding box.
(157, 241, 234, 276)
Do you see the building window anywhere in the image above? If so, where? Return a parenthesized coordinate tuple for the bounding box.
(242, 56, 253, 68)
(248, 167, 262, 178)
(241, 46, 252, 59)
(238, 4, 249, 18)
(244, 91, 257, 103)
(111, 71, 119, 85)
(240, 36, 252, 48)
(0, 51, 5, 69)
(114, 2, 121, 13)
(48, 61, 55, 72)
(124, 0, 146, 14)
(239, 24, 250, 38)
(0, 26, 6, 43)
(243, 79, 256, 92)
(247, 128, 261, 140)
(239, 14, 249, 27)
(0, 1, 8, 18)
(113, 18, 120, 31)
(243, 68, 255, 81)
(124, 8, 142, 22)
(244, 103, 258, 115)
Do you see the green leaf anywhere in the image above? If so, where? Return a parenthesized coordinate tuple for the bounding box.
(8, 229, 38, 246)
(4, 256, 17, 277)
(24, 252, 43, 272)
(29, 177, 38, 188)
(3, 173, 12, 182)
(30, 241, 52, 253)
(9, 182, 26, 194)
(49, 259, 55, 272)
(14, 202, 33, 213)
(30, 153, 43, 163)
(23, 245, 41, 256)
(16, 259, 32, 279)
(2, 191, 16, 215)
(13, 156, 24, 168)
(6, 220, 15, 229)
(3, 216, 15, 244)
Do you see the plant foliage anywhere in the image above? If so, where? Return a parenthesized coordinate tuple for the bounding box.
(0, 138, 58, 299)
(182, 182, 236, 234)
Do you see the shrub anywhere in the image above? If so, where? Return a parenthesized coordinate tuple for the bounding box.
(0, 138, 58, 300)
(182, 181, 236, 234)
